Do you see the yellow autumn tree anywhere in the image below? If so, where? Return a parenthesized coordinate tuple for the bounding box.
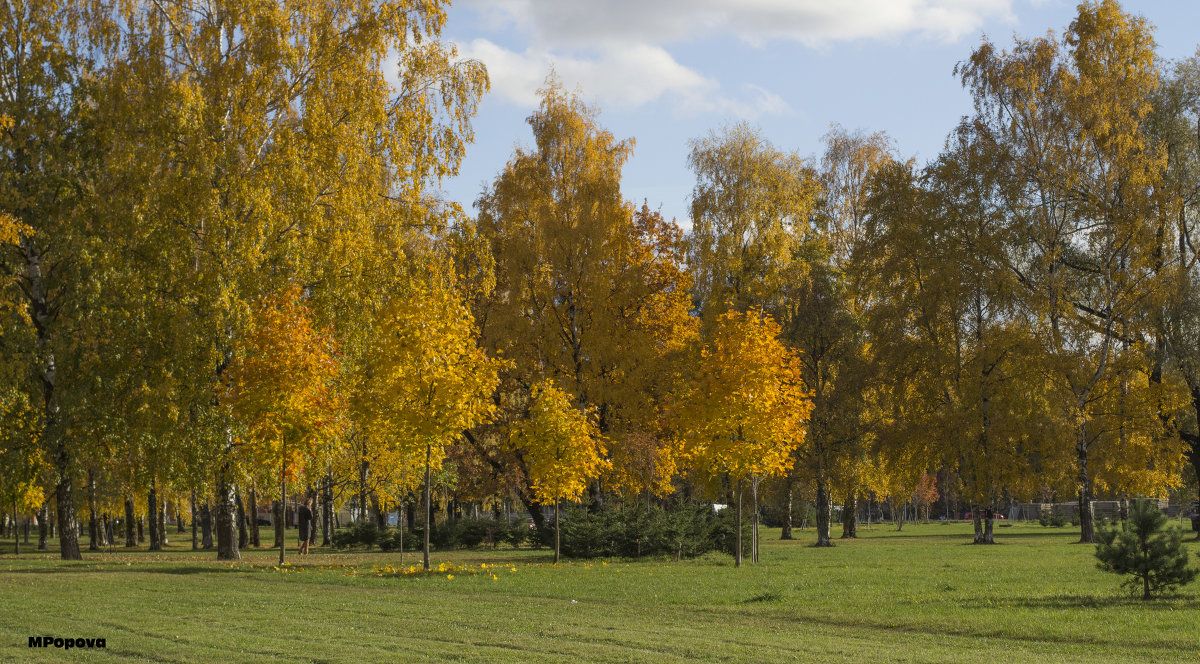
(475, 81, 696, 512)
(679, 307, 811, 565)
(510, 381, 607, 564)
(222, 285, 343, 565)
(358, 274, 500, 571)
(0, 386, 43, 555)
(956, 0, 1181, 542)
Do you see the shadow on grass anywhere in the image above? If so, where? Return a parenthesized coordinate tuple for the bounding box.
(742, 591, 784, 604)
(958, 593, 1200, 610)
(0, 562, 255, 575)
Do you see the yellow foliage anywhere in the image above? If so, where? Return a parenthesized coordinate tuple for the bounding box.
(678, 307, 812, 483)
(357, 275, 500, 470)
(510, 382, 607, 504)
(222, 285, 344, 479)
(0, 388, 45, 514)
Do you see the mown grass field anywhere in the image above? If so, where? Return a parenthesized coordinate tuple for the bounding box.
(1, 521, 1197, 663)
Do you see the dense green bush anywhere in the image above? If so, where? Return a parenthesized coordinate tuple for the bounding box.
(333, 518, 535, 551)
(331, 507, 753, 559)
(332, 522, 381, 550)
(557, 503, 750, 560)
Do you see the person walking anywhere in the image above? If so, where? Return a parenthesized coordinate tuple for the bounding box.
(298, 497, 314, 555)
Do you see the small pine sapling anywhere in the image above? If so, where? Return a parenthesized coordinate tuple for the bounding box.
(1094, 498, 1197, 600)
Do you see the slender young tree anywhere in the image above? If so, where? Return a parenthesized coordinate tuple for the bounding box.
(1096, 498, 1197, 599)
(222, 286, 343, 565)
(358, 274, 500, 571)
(678, 308, 811, 566)
(511, 382, 607, 564)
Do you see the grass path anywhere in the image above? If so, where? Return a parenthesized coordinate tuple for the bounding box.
(2, 522, 1197, 662)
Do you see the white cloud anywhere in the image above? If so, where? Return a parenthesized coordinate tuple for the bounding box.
(454, 0, 1013, 116)
(456, 39, 791, 119)
(459, 0, 1014, 48)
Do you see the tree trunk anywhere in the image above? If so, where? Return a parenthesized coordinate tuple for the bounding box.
(371, 493, 386, 530)
(735, 478, 743, 567)
(841, 492, 858, 538)
(159, 498, 167, 546)
(137, 517, 144, 544)
(780, 477, 794, 540)
(273, 500, 284, 549)
(1191, 442, 1200, 540)
(190, 490, 198, 551)
(200, 504, 213, 549)
(236, 492, 248, 549)
(815, 475, 832, 547)
(1076, 424, 1095, 544)
(249, 486, 260, 548)
(176, 500, 184, 533)
(214, 467, 240, 560)
(554, 498, 560, 564)
(751, 476, 760, 564)
(358, 454, 369, 525)
(12, 504, 18, 555)
(148, 478, 161, 551)
(49, 495, 69, 552)
(423, 443, 432, 571)
(321, 473, 332, 546)
(895, 499, 904, 532)
(38, 502, 48, 550)
(87, 469, 99, 551)
(279, 459, 286, 566)
(25, 238, 81, 561)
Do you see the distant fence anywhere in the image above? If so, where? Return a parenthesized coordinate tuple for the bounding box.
(1007, 500, 1190, 520)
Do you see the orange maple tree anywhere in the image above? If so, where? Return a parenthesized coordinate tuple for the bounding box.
(222, 285, 343, 564)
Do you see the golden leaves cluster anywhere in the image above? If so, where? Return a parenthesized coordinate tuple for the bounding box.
(678, 307, 812, 483)
(511, 382, 607, 504)
(357, 276, 501, 472)
(221, 285, 343, 478)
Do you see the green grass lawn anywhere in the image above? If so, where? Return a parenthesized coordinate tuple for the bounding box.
(1, 521, 1197, 663)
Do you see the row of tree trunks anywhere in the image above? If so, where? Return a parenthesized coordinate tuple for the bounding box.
(6, 512, 34, 553)
(273, 500, 284, 549)
(751, 477, 761, 564)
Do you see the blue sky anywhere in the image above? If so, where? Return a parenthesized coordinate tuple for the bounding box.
(435, 1, 1200, 227)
